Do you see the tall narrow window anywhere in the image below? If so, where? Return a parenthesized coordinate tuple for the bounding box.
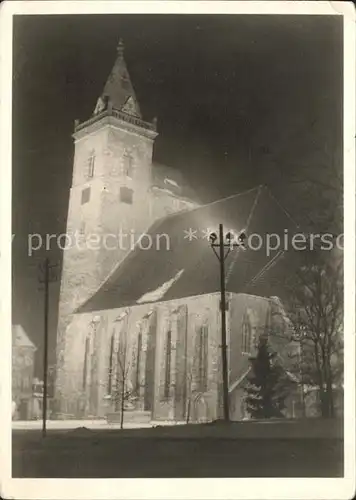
(83, 336, 90, 389)
(87, 150, 95, 178)
(198, 325, 208, 392)
(123, 152, 134, 178)
(242, 317, 252, 354)
(164, 330, 172, 399)
(22, 375, 30, 390)
(135, 331, 142, 392)
(79, 220, 86, 235)
(81, 187, 91, 205)
(107, 333, 115, 395)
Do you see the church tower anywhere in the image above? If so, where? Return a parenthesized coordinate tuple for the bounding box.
(56, 41, 158, 408)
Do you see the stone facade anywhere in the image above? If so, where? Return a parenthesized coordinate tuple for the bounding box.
(56, 292, 281, 422)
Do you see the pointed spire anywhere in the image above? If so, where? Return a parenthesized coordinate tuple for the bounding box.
(117, 38, 124, 59)
(93, 38, 141, 118)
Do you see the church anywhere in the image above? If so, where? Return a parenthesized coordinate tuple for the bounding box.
(55, 40, 301, 423)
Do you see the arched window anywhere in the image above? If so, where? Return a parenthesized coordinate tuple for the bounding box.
(135, 330, 143, 393)
(107, 332, 115, 395)
(87, 150, 95, 178)
(82, 336, 90, 389)
(241, 316, 252, 355)
(164, 329, 172, 399)
(123, 151, 134, 178)
(198, 325, 209, 392)
(79, 220, 86, 235)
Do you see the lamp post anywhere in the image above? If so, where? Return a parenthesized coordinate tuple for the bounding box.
(209, 224, 246, 421)
(38, 258, 58, 438)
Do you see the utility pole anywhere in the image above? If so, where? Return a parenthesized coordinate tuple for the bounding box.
(209, 224, 246, 421)
(38, 257, 58, 437)
(218, 224, 229, 421)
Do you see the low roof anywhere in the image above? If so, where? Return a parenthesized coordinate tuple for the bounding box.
(12, 324, 36, 349)
(77, 186, 300, 313)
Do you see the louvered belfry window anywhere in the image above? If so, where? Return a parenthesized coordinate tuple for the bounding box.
(120, 186, 133, 204)
(81, 187, 91, 205)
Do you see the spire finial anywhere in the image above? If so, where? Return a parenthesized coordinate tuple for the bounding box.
(117, 38, 124, 58)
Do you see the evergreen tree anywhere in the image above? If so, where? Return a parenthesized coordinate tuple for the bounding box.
(245, 335, 288, 419)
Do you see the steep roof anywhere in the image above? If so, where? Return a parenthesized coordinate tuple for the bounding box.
(12, 325, 36, 349)
(77, 186, 300, 313)
(93, 39, 141, 118)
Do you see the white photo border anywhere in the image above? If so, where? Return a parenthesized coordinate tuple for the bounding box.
(1, 2, 355, 499)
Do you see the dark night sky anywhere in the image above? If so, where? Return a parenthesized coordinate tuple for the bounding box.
(11, 14, 343, 375)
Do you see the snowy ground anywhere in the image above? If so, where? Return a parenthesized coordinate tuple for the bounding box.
(12, 419, 183, 431)
(12, 417, 343, 438)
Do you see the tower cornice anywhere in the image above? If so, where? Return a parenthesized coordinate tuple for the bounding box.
(73, 108, 158, 141)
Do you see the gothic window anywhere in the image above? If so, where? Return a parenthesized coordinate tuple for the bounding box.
(120, 186, 133, 204)
(241, 316, 252, 354)
(123, 152, 134, 178)
(135, 330, 143, 392)
(87, 150, 95, 178)
(107, 333, 115, 395)
(79, 220, 86, 235)
(22, 375, 30, 390)
(198, 325, 209, 392)
(164, 329, 172, 399)
(83, 336, 90, 389)
(81, 187, 91, 205)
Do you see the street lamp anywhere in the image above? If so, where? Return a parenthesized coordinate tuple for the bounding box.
(209, 224, 246, 421)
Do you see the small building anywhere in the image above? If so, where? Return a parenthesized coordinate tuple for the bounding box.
(31, 367, 57, 420)
(12, 325, 37, 420)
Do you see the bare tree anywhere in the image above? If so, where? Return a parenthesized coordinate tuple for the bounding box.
(282, 253, 343, 418)
(108, 322, 144, 429)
